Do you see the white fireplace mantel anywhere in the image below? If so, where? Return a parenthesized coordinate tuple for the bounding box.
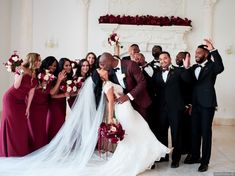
(100, 23, 192, 59)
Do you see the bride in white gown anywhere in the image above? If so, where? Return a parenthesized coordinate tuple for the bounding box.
(0, 68, 170, 176)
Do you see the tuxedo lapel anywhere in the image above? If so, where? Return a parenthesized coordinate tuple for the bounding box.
(158, 71, 166, 86)
(109, 69, 120, 85)
(198, 63, 210, 80)
(121, 61, 127, 89)
(166, 68, 175, 83)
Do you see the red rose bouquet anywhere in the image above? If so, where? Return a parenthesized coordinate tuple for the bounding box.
(37, 69, 56, 91)
(98, 122, 125, 143)
(99, 14, 192, 27)
(98, 120, 125, 156)
(60, 79, 78, 93)
(4, 51, 23, 74)
(108, 32, 120, 46)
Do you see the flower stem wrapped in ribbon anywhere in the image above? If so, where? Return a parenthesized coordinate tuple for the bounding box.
(3, 51, 23, 74)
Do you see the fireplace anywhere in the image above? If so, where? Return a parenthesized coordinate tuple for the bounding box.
(100, 24, 192, 62)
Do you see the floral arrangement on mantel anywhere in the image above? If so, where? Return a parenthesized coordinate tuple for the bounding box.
(99, 14, 192, 27)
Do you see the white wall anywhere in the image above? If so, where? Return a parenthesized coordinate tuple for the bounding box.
(0, 0, 11, 109)
(32, 0, 86, 60)
(0, 0, 234, 122)
(213, 0, 235, 121)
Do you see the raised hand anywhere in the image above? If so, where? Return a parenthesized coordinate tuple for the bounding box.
(183, 53, 191, 69)
(204, 39, 215, 51)
(58, 70, 67, 82)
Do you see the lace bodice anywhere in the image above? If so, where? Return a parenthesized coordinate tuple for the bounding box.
(103, 81, 123, 98)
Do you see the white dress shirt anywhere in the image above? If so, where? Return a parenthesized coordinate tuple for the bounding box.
(194, 60, 208, 80)
(142, 65, 154, 77)
(161, 64, 172, 83)
(162, 70, 169, 82)
(114, 60, 134, 100)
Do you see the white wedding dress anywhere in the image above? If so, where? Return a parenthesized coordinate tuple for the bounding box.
(0, 77, 170, 176)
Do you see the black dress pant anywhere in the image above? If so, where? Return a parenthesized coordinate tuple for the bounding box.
(153, 109, 183, 162)
(181, 109, 192, 155)
(191, 105, 215, 165)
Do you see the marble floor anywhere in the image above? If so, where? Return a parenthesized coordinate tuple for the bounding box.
(140, 125, 235, 176)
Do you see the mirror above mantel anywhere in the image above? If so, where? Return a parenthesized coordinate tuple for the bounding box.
(100, 24, 192, 61)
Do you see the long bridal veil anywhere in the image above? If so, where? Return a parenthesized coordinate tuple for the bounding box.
(0, 77, 106, 176)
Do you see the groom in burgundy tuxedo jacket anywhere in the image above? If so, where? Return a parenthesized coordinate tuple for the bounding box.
(99, 52, 152, 119)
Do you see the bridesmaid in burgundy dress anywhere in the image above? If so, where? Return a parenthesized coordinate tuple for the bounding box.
(47, 58, 72, 142)
(68, 59, 91, 108)
(0, 53, 41, 157)
(28, 56, 59, 151)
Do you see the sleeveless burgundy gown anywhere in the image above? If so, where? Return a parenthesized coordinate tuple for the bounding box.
(0, 74, 37, 157)
(28, 83, 52, 151)
(46, 90, 66, 142)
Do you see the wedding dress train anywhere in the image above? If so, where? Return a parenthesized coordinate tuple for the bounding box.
(0, 77, 170, 176)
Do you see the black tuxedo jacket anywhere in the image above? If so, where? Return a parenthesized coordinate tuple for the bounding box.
(191, 50, 224, 108)
(177, 66, 193, 106)
(152, 65, 192, 111)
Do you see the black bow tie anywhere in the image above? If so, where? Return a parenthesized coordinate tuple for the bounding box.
(113, 67, 120, 72)
(161, 67, 169, 72)
(196, 64, 202, 68)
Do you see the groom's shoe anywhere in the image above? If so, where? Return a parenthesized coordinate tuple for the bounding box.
(171, 161, 179, 168)
(198, 164, 208, 172)
(184, 155, 201, 164)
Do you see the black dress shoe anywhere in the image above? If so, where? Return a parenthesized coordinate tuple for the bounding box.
(171, 161, 179, 168)
(184, 155, 201, 164)
(150, 164, 155, 170)
(198, 164, 208, 172)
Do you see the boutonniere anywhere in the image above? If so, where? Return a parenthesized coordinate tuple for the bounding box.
(169, 65, 174, 70)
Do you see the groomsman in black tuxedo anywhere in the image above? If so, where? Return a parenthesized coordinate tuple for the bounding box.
(122, 44, 140, 60)
(175, 52, 193, 157)
(149, 45, 162, 70)
(152, 51, 191, 168)
(185, 39, 224, 172)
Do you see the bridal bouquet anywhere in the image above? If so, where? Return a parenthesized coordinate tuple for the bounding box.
(3, 51, 23, 74)
(37, 69, 56, 91)
(108, 32, 123, 47)
(60, 79, 78, 93)
(98, 121, 125, 144)
(108, 32, 119, 46)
